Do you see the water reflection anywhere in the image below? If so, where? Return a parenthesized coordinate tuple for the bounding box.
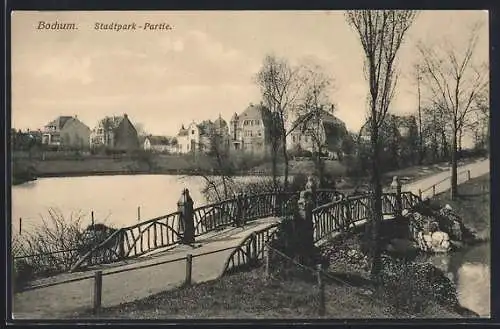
(11, 174, 263, 235)
(425, 243, 490, 317)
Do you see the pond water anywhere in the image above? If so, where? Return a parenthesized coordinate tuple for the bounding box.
(423, 242, 490, 317)
(11, 174, 264, 236)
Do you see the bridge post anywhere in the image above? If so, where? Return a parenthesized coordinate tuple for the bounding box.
(234, 193, 244, 227)
(118, 230, 125, 260)
(272, 192, 281, 217)
(305, 176, 317, 208)
(178, 188, 195, 245)
(391, 176, 402, 217)
(298, 189, 315, 251)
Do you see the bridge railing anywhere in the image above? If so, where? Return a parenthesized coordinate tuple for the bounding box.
(71, 188, 344, 272)
(312, 191, 421, 243)
(222, 223, 280, 274)
(219, 190, 422, 275)
(71, 211, 183, 271)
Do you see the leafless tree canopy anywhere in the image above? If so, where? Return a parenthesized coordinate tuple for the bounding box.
(256, 55, 306, 125)
(255, 55, 308, 190)
(417, 22, 488, 134)
(345, 10, 417, 128)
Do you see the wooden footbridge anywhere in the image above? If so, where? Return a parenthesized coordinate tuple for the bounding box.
(71, 186, 421, 273)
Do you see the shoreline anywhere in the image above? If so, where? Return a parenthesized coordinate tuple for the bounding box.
(12, 169, 274, 186)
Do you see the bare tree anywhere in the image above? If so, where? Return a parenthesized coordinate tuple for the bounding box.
(345, 10, 417, 277)
(411, 63, 425, 164)
(417, 22, 488, 199)
(294, 65, 335, 186)
(256, 55, 307, 192)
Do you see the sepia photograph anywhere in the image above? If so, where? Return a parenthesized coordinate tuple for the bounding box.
(9, 9, 490, 321)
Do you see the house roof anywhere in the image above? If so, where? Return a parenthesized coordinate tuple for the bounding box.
(177, 124, 188, 136)
(45, 116, 74, 130)
(213, 115, 227, 129)
(147, 135, 170, 145)
(240, 103, 267, 119)
(293, 109, 345, 132)
(94, 115, 132, 133)
(292, 109, 348, 151)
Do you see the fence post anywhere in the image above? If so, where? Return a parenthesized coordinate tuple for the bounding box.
(467, 170, 471, 181)
(91, 211, 94, 229)
(19, 218, 22, 235)
(178, 189, 195, 244)
(432, 185, 436, 197)
(316, 264, 325, 316)
(137, 206, 141, 222)
(251, 233, 258, 266)
(93, 270, 103, 314)
(185, 254, 193, 286)
(418, 189, 422, 200)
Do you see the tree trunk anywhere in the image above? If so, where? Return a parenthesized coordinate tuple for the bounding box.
(368, 120, 382, 278)
(282, 140, 289, 191)
(417, 77, 423, 165)
(272, 143, 278, 192)
(450, 127, 458, 200)
(458, 127, 463, 154)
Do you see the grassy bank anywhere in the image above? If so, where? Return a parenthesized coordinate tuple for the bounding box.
(74, 267, 460, 319)
(432, 173, 490, 240)
(12, 153, 481, 189)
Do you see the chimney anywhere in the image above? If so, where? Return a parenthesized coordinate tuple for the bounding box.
(124, 113, 128, 118)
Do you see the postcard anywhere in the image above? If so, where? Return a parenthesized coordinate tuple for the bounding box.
(9, 9, 490, 321)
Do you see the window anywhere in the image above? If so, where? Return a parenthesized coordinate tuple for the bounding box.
(192, 130, 195, 135)
(187, 144, 190, 150)
(305, 136, 309, 142)
(258, 130, 262, 137)
(255, 120, 260, 126)
(250, 131, 253, 137)
(292, 135, 296, 142)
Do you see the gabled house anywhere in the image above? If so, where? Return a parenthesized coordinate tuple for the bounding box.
(175, 116, 230, 154)
(287, 109, 348, 159)
(176, 122, 200, 154)
(90, 114, 140, 152)
(41, 115, 91, 149)
(229, 103, 273, 154)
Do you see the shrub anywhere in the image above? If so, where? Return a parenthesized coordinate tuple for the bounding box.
(11, 209, 106, 289)
(375, 255, 458, 314)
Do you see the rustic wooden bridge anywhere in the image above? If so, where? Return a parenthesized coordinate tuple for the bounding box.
(70, 186, 421, 274)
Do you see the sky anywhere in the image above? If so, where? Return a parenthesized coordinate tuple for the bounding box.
(11, 10, 489, 138)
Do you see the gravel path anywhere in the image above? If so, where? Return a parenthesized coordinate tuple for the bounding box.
(402, 158, 489, 199)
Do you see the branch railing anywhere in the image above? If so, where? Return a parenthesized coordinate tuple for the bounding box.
(311, 192, 422, 243)
(70, 189, 344, 272)
(221, 223, 280, 274)
(219, 190, 422, 276)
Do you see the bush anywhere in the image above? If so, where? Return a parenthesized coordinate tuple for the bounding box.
(375, 255, 458, 314)
(11, 209, 102, 289)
